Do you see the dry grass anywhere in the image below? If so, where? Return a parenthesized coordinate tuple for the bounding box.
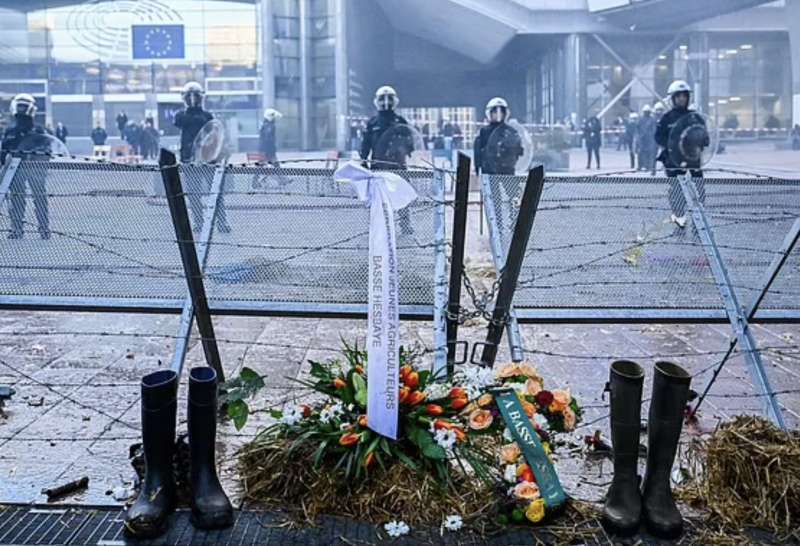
(678, 415, 800, 544)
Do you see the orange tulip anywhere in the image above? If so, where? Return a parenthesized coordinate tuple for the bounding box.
(453, 427, 467, 442)
(339, 432, 360, 447)
(407, 390, 426, 406)
(449, 387, 467, 399)
(358, 415, 368, 427)
(450, 397, 468, 411)
(400, 365, 413, 380)
(404, 371, 420, 389)
(333, 378, 347, 389)
(363, 452, 375, 468)
(434, 419, 458, 431)
(301, 405, 312, 418)
(516, 463, 536, 483)
(426, 404, 444, 416)
(354, 365, 364, 375)
(398, 386, 410, 404)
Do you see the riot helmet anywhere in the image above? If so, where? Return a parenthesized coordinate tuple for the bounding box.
(373, 86, 399, 112)
(485, 97, 509, 123)
(667, 80, 691, 109)
(10, 93, 37, 117)
(653, 102, 666, 115)
(182, 81, 205, 108)
(641, 104, 652, 116)
(263, 108, 282, 122)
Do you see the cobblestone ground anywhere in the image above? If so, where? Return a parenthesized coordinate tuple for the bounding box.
(0, 142, 798, 543)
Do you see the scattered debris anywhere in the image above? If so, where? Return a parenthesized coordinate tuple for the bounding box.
(41, 476, 89, 500)
(30, 344, 46, 356)
(26, 396, 44, 407)
(0, 386, 14, 416)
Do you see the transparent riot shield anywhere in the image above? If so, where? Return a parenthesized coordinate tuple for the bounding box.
(191, 119, 228, 164)
(18, 132, 70, 159)
(485, 119, 533, 175)
(668, 112, 719, 169)
(372, 123, 427, 170)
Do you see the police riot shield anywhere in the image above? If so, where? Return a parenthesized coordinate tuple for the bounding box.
(485, 119, 533, 175)
(372, 123, 427, 170)
(667, 112, 718, 169)
(191, 119, 228, 164)
(17, 132, 69, 159)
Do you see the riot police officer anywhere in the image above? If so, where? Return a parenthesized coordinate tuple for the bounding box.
(360, 85, 413, 233)
(655, 80, 708, 228)
(259, 108, 282, 168)
(473, 97, 522, 176)
(637, 105, 657, 174)
(582, 115, 602, 169)
(174, 82, 230, 233)
(1, 93, 51, 239)
(625, 112, 639, 169)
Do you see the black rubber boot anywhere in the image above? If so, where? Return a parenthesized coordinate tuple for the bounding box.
(124, 370, 178, 538)
(602, 360, 644, 537)
(642, 361, 691, 539)
(188, 367, 234, 529)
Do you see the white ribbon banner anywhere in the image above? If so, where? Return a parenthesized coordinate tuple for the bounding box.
(334, 162, 418, 439)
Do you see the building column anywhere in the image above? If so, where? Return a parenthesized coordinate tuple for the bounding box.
(298, 0, 312, 150)
(258, 0, 275, 114)
(789, 0, 800, 125)
(688, 32, 709, 114)
(562, 34, 585, 122)
(334, 0, 348, 152)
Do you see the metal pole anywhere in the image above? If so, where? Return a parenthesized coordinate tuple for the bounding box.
(678, 174, 785, 429)
(481, 173, 524, 362)
(0, 158, 21, 208)
(159, 149, 225, 381)
(479, 166, 545, 367)
(691, 215, 800, 420)
(445, 154, 471, 376)
(170, 161, 228, 377)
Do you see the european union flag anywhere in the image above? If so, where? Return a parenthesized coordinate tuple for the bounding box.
(132, 25, 185, 60)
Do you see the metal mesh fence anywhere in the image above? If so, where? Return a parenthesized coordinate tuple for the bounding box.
(201, 166, 444, 310)
(0, 159, 446, 315)
(483, 174, 800, 317)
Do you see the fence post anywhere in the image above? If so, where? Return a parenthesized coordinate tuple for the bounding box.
(691, 214, 800, 422)
(678, 173, 785, 429)
(170, 161, 228, 378)
(478, 166, 545, 368)
(159, 149, 225, 382)
(445, 154, 471, 377)
(432, 167, 449, 378)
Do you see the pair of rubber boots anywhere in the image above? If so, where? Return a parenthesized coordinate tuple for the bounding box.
(124, 367, 233, 538)
(602, 360, 691, 539)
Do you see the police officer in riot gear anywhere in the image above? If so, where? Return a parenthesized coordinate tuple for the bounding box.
(473, 97, 522, 176)
(174, 81, 230, 233)
(651, 103, 666, 175)
(259, 108, 282, 168)
(625, 112, 639, 169)
(656, 80, 709, 228)
(360, 85, 413, 234)
(637, 105, 657, 174)
(1, 93, 51, 239)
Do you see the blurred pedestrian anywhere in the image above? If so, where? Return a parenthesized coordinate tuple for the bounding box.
(637, 105, 657, 174)
(55, 122, 68, 144)
(116, 111, 128, 138)
(791, 124, 800, 151)
(124, 121, 141, 156)
(624, 113, 638, 169)
(141, 118, 160, 160)
(90, 123, 107, 146)
(582, 115, 602, 169)
(259, 108, 282, 167)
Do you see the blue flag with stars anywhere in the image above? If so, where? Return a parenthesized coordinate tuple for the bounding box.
(132, 25, 185, 60)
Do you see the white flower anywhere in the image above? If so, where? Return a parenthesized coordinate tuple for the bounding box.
(534, 413, 549, 431)
(465, 384, 482, 401)
(443, 514, 463, 531)
(434, 428, 457, 450)
(512, 381, 528, 396)
(280, 406, 303, 426)
(424, 382, 450, 401)
(319, 408, 334, 424)
(339, 423, 352, 431)
(384, 520, 410, 537)
(456, 365, 496, 389)
(503, 464, 518, 483)
(503, 427, 514, 442)
(330, 403, 344, 416)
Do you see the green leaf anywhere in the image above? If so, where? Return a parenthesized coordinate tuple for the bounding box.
(418, 370, 431, 390)
(227, 399, 249, 430)
(352, 373, 368, 407)
(269, 409, 283, 420)
(313, 440, 329, 467)
(394, 448, 421, 472)
(421, 440, 447, 460)
(240, 366, 263, 387)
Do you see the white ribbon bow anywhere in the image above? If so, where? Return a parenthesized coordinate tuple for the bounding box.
(334, 162, 418, 439)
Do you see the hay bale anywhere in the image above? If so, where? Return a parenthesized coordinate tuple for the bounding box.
(680, 415, 800, 542)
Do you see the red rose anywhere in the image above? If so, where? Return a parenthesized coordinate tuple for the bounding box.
(535, 390, 554, 408)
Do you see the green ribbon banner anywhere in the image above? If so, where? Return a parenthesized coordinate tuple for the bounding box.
(493, 388, 567, 508)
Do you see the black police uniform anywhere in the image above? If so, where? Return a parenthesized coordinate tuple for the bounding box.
(1, 114, 51, 239)
(582, 117, 602, 169)
(259, 121, 278, 165)
(91, 127, 108, 146)
(474, 121, 523, 232)
(637, 114, 657, 173)
(360, 110, 413, 233)
(174, 106, 230, 233)
(655, 106, 706, 218)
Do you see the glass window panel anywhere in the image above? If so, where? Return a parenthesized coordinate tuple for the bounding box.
(51, 101, 92, 137)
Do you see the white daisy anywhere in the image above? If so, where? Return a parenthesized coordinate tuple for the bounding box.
(534, 413, 549, 431)
(503, 464, 518, 484)
(443, 514, 463, 531)
(319, 408, 334, 424)
(503, 427, 514, 442)
(511, 381, 528, 396)
(434, 428, 457, 450)
(384, 520, 410, 537)
(330, 403, 344, 416)
(280, 406, 303, 426)
(424, 382, 450, 401)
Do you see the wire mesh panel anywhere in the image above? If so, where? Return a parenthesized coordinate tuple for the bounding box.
(0, 159, 215, 309)
(200, 166, 444, 316)
(482, 174, 800, 321)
